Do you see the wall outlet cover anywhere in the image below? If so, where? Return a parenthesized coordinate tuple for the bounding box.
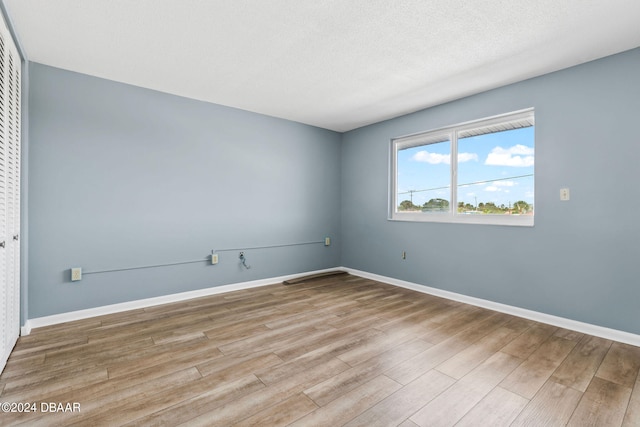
(71, 267, 82, 281)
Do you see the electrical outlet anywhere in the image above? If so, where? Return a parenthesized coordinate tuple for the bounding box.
(325, 237, 331, 246)
(71, 267, 82, 282)
(211, 253, 219, 264)
(560, 188, 570, 201)
(402, 251, 406, 260)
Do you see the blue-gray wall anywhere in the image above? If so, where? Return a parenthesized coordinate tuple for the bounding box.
(341, 48, 640, 335)
(28, 63, 342, 318)
(27, 49, 640, 336)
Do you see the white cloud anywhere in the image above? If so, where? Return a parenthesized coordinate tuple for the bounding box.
(412, 151, 477, 164)
(485, 145, 534, 167)
(412, 151, 450, 164)
(458, 152, 479, 163)
(485, 180, 517, 193)
(494, 180, 516, 187)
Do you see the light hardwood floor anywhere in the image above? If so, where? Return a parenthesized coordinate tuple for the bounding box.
(1, 273, 639, 426)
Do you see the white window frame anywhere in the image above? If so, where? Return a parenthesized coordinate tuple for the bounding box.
(389, 109, 534, 227)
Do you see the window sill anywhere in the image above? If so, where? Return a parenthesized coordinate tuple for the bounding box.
(389, 212, 534, 227)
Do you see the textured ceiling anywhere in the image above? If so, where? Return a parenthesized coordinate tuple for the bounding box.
(4, 0, 640, 131)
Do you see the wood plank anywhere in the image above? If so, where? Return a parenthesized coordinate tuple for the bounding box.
(106, 339, 223, 379)
(12, 367, 204, 427)
(336, 328, 425, 367)
(232, 393, 318, 426)
(81, 371, 261, 426)
(568, 377, 632, 427)
(196, 351, 283, 379)
(596, 342, 640, 388)
(8, 337, 89, 358)
(623, 371, 640, 426)
(256, 328, 384, 385)
(263, 309, 339, 330)
(500, 336, 577, 399)
(273, 322, 386, 362)
(179, 357, 350, 426)
(327, 300, 412, 330)
(511, 380, 583, 426)
(436, 318, 531, 379)
(68, 371, 244, 426)
(216, 312, 342, 356)
(418, 307, 499, 345)
(410, 351, 522, 426)
(294, 375, 402, 426)
(204, 323, 273, 348)
(305, 339, 432, 407)
(85, 310, 216, 344)
(500, 323, 557, 359)
(373, 297, 455, 327)
(456, 386, 528, 427)
(0, 351, 46, 374)
(343, 370, 455, 427)
(122, 374, 265, 426)
(1, 366, 109, 402)
(386, 312, 508, 385)
(552, 334, 612, 392)
(554, 327, 585, 342)
(42, 336, 156, 366)
(43, 361, 206, 411)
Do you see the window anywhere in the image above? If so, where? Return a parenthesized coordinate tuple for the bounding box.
(390, 109, 534, 226)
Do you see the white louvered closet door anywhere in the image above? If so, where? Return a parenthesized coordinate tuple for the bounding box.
(0, 13, 20, 375)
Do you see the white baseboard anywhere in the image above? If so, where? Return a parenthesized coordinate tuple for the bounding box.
(343, 267, 640, 347)
(22, 266, 640, 347)
(20, 322, 31, 336)
(22, 267, 341, 334)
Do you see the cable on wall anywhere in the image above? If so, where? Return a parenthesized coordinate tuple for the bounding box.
(239, 252, 251, 269)
(82, 258, 210, 275)
(212, 240, 325, 253)
(78, 239, 328, 277)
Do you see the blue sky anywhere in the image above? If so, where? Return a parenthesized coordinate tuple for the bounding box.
(397, 127, 534, 208)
